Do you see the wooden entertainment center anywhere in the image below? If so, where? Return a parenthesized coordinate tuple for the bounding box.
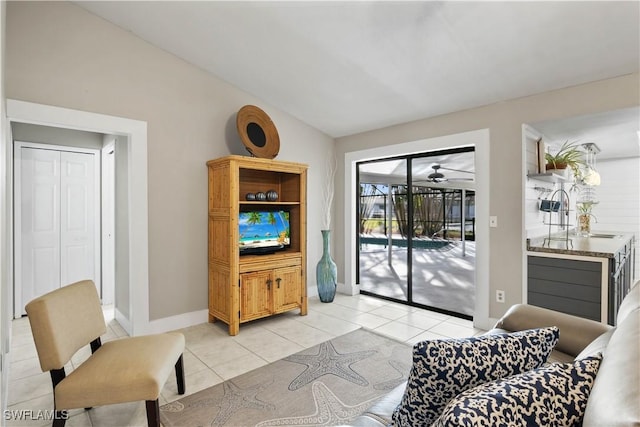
(207, 155, 308, 335)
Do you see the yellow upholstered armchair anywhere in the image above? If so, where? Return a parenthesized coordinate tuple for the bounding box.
(25, 280, 186, 427)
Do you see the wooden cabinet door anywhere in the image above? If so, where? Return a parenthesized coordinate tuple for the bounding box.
(240, 271, 272, 321)
(273, 266, 301, 313)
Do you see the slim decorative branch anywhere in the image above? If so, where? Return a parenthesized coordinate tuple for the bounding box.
(322, 153, 337, 230)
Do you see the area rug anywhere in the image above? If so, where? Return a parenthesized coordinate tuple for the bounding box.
(160, 328, 412, 427)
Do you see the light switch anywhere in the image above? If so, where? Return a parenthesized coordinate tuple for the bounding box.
(489, 216, 498, 228)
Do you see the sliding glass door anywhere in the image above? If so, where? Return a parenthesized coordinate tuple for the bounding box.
(358, 159, 409, 301)
(357, 148, 476, 318)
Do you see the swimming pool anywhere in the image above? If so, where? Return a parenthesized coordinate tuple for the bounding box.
(360, 236, 451, 250)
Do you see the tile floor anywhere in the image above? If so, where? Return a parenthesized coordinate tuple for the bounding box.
(7, 293, 484, 427)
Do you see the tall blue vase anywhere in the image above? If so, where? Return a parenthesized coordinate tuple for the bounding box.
(316, 230, 337, 303)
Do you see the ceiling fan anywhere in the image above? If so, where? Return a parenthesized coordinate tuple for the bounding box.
(425, 164, 474, 183)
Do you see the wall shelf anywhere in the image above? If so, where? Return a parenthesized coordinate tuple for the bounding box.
(527, 172, 567, 183)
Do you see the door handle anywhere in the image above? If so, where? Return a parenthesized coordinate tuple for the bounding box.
(276, 278, 282, 289)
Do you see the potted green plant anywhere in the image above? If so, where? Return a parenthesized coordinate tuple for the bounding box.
(545, 140, 585, 180)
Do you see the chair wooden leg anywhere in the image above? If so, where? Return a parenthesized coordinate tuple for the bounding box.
(145, 400, 159, 427)
(52, 411, 67, 427)
(50, 369, 67, 427)
(175, 354, 185, 395)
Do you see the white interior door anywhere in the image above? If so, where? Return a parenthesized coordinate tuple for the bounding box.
(18, 148, 61, 308)
(60, 151, 96, 286)
(16, 144, 100, 316)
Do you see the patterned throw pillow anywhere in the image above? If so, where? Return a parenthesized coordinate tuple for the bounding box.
(391, 327, 559, 427)
(431, 355, 602, 427)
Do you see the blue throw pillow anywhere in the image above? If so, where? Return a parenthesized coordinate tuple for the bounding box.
(391, 327, 559, 427)
(431, 354, 602, 427)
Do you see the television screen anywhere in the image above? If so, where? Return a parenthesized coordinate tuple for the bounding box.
(239, 210, 290, 255)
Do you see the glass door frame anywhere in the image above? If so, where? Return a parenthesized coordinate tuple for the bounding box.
(356, 146, 475, 319)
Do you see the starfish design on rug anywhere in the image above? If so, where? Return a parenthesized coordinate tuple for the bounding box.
(374, 359, 410, 390)
(255, 381, 379, 427)
(161, 400, 184, 413)
(210, 379, 276, 426)
(284, 340, 376, 391)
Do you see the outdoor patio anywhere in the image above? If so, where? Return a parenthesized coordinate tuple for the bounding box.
(358, 239, 475, 317)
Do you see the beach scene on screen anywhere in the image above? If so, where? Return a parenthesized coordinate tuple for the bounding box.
(239, 211, 290, 249)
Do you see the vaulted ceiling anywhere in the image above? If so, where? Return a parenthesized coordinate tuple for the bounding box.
(76, 1, 640, 157)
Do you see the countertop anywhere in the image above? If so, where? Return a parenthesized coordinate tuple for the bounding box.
(527, 231, 634, 258)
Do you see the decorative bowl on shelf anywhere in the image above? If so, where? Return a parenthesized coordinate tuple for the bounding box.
(255, 192, 267, 201)
(266, 190, 278, 201)
(245, 193, 256, 201)
(236, 105, 280, 159)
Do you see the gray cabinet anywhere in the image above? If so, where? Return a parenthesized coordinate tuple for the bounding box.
(528, 240, 634, 325)
(528, 256, 603, 322)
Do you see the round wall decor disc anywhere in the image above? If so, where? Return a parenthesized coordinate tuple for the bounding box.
(236, 105, 280, 159)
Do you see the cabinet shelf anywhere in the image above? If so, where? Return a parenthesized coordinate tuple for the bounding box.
(239, 201, 301, 205)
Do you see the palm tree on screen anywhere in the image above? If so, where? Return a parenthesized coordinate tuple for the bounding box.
(247, 212, 262, 225)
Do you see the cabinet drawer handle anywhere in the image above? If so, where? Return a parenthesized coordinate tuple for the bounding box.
(276, 278, 282, 288)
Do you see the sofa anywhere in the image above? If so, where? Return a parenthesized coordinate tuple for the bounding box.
(351, 281, 639, 426)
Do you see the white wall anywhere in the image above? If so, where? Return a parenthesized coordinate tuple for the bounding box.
(592, 157, 640, 279)
(5, 1, 335, 322)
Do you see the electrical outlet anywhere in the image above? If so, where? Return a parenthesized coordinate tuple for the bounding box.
(489, 216, 498, 228)
(496, 290, 505, 303)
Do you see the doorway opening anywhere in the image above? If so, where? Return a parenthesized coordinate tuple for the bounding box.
(13, 138, 103, 316)
(6, 99, 149, 336)
(357, 147, 476, 318)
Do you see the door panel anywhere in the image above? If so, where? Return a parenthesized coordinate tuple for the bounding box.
(273, 266, 301, 313)
(358, 159, 409, 301)
(60, 151, 96, 286)
(20, 148, 61, 308)
(32, 247, 58, 297)
(240, 271, 272, 321)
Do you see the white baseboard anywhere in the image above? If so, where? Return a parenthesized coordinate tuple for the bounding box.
(309, 282, 359, 297)
(337, 281, 359, 296)
(306, 285, 318, 299)
(480, 317, 500, 331)
(114, 307, 209, 336)
(128, 284, 361, 336)
(114, 308, 132, 335)
(115, 300, 495, 337)
(146, 309, 209, 334)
